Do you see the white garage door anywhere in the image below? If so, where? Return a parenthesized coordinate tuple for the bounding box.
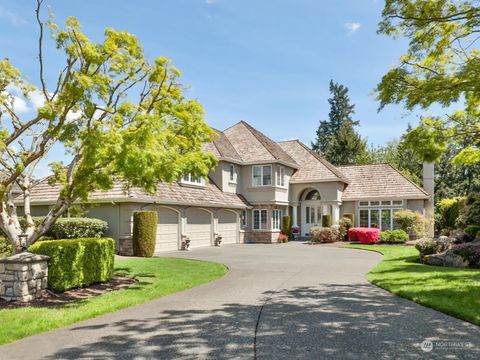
(155, 207, 179, 253)
(217, 210, 238, 244)
(186, 208, 212, 248)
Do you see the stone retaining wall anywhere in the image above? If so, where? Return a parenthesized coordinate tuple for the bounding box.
(0, 252, 50, 302)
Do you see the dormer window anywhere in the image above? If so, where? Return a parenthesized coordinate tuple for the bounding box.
(252, 165, 272, 187)
(229, 164, 236, 183)
(182, 174, 205, 186)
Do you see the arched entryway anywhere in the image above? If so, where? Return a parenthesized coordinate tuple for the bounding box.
(295, 188, 333, 237)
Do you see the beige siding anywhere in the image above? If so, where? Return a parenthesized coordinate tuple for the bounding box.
(340, 201, 356, 224)
(407, 199, 425, 214)
(85, 204, 120, 245)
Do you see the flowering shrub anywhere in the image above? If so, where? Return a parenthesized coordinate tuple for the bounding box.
(339, 217, 353, 240)
(348, 227, 380, 244)
(452, 243, 480, 268)
(291, 226, 300, 234)
(415, 238, 438, 258)
(379, 229, 409, 243)
(310, 227, 339, 243)
(393, 209, 428, 238)
(277, 233, 288, 243)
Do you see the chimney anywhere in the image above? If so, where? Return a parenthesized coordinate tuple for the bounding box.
(423, 162, 435, 237)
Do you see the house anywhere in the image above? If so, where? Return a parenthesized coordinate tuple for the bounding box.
(19, 121, 433, 254)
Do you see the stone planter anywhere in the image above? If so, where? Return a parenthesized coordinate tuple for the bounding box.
(0, 252, 50, 302)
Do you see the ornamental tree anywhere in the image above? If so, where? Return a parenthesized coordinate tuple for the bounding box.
(376, 0, 480, 165)
(0, 1, 216, 253)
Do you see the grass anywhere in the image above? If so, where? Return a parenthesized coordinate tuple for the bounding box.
(344, 244, 480, 326)
(0, 257, 227, 345)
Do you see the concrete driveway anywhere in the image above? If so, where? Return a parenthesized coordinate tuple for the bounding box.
(1, 242, 479, 360)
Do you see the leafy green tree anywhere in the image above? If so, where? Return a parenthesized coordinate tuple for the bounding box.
(376, 0, 480, 165)
(312, 80, 367, 165)
(0, 1, 216, 253)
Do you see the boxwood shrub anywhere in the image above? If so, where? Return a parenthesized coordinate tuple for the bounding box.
(0, 237, 11, 257)
(29, 238, 115, 292)
(16, 216, 108, 239)
(132, 211, 158, 257)
(379, 229, 409, 243)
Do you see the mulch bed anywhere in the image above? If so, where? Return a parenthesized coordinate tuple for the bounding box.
(0, 276, 137, 309)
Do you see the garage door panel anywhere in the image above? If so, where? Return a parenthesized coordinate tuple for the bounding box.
(217, 210, 237, 244)
(186, 208, 212, 248)
(156, 208, 179, 252)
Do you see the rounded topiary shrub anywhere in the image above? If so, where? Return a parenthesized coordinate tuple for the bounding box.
(132, 211, 158, 257)
(379, 229, 409, 243)
(321, 214, 331, 228)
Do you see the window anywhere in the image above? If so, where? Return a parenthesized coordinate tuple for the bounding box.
(305, 190, 321, 201)
(276, 166, 285, 187)
(241, 210, 247, 229)
(252, 165, 272, 186)
(253, 209, 268, 230)
(272, 209, 282, 230)
(357, 200, 404, 230)
(182, 174, 204, 185)
(229, 164, 236, 183)
(305, 206, 319, 224)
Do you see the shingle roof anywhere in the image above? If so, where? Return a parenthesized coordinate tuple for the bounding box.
(337, 164, 429, 200)
(223, 121, 298, 167)
(16, 178, 250, 209)
(203, 129, 242, 162)
(277, 140, 348, 183)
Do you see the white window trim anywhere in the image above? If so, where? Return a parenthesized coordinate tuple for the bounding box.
(228, 164, 236, 184)
(276, 166, 286, 187)
(358, 206, 403, 231)
(359, 200, 404, 207)
(253, 209, 268, 230)
(252, 165, 272, 187)
(181, 174, 205, 186)
(272, 209, 282, 230)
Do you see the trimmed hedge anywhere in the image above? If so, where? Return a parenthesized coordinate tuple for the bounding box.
(322, 214, 332, 228)
(29, 238, 115, 292)
(379, 229, 409, 243)
(348, 227, 380, 244)
(281, 215, 291, 240)
(132, 211, 158, 257)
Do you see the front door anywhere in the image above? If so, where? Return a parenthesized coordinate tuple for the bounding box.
(302, 203, 322, 236)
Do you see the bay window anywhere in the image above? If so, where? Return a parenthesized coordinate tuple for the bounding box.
(252, 165, 272, 186)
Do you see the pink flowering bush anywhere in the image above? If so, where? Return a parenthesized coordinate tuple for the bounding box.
(348, 227, 380, 244)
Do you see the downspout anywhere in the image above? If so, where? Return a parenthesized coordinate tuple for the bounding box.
(422, 162, 435, 237)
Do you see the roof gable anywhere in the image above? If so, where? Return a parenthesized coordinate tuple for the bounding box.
(223, 121, 297, 166)
(277, 140, 348, 183)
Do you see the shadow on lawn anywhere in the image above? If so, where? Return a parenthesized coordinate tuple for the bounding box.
(44, 283, 480, 360)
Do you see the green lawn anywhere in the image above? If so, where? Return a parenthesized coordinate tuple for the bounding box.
(344, 244, 480, 326)
(0, 257, 227, 345)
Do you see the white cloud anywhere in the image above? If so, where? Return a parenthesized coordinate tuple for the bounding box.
(29, 90, 46, 109)
(344, 22, 361, 36)
(0, 5, 27, 26)
(12, 96, 29, 114)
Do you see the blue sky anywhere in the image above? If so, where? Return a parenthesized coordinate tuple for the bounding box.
(1, 0, 440, 173)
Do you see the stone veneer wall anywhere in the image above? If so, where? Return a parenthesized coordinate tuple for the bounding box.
(0, 252, 50, 302)
(244, 231, 281, 244)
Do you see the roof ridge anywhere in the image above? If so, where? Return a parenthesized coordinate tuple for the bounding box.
(211, 128, 242, 160)
(294, 140, 349, 183)
(238, 120, 298, 166)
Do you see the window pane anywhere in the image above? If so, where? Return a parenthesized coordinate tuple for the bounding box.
(276, 166, 281, 186)
(261, 210, 268, 229)
(370, 209, 380, 228)
(306, 207, 310, 224)
(310, 207, 315, 224)
(280, 167, 285, 186)
(381, 201, 391, 206)
(392, 209, 401, 229)
(392, 200, 403, 206)
(253, 166, 262, 186)
(317, 207, 322, 223)
(229, 165, 235, 181)
(263, 166, 272, 185)
(370, 201, 380, 206)
(242, 210, 247, 227)
(359, 201, 369, 206)
(360, 209, 369, 227)
(253, 210, 260, 229)
(381, 209, 391, 231)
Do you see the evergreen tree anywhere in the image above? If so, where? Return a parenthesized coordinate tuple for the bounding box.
(325, 122, 367, 165)
(312, 80, 366, 165)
